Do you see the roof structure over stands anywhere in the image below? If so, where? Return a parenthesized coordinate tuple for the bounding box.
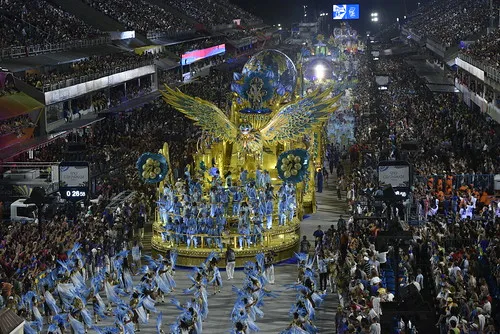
(151, 35, 224, 47)
(112, 38, 148, 49)
(155, 58, 181, 70)
(0, 306, 24, 334)
(0, 132, 67, 162)
(379, 45, 416, 56)
(0, 92, 43, 120)
(406, 57, 457, 93)
(425, 84, 459, 93)
(0, 44, 124, 73)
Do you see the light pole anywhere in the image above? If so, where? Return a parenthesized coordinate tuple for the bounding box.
(319, 12, 329, 34)
(370, 12, 379, 23)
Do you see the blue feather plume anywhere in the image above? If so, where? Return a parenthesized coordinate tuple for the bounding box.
(156, 312, 163, 334)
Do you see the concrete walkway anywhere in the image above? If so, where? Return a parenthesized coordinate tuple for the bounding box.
(129, 183, 346, 333)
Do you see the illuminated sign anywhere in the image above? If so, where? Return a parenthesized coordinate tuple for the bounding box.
(378, 161, 413, 199)
(333, 4, 360, 20)
(59, 161, 89, 201)
(378, 165, 410, 188)
(181, 44, 226, 65)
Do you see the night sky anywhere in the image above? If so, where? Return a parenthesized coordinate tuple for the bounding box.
(233, 0, 424, 33)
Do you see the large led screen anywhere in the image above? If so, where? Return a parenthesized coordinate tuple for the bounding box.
(333, 4, 360, 20)
(378, 165, 410, 189)
(181, 44, 226, 65)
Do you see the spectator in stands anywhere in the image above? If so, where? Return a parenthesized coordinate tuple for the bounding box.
(83, 0, 191, 34)
(24, 52, 155, 92)
(0, 0, 105, 49)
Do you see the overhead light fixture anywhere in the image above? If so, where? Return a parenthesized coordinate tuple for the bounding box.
(314, 64, 326, 80)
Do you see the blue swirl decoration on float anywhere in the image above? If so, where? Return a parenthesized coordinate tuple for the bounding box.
(276, 149, 310, 184)
(136, 153, 169, 183)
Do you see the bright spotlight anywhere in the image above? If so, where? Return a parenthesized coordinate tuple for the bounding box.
(372, 17, 379, 22)
(314, 64, 326, 80)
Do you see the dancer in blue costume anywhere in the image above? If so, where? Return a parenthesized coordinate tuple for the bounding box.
(280, 253, 326, 333)
(239, 168, 248, 186)
(231, 185, 242, 217)
(265, 197, 274, 230)
(278, 196, 288, 226)
(229, 253, 279, 334)
(183, 268, 209, 320)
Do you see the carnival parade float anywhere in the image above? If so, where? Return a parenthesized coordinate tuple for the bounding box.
(143, 50, 341, 266)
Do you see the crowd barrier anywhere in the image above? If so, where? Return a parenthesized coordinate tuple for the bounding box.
(146, 29, 196, 41)
(0, 36, 111, 60)
(414, 174, 496, 192)
(40, 59, 154, 92)
(157, 229, 290, 249)
(458, 53, 500, 84)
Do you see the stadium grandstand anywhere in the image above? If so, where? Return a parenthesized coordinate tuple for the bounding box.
(0, 0, 499, 333)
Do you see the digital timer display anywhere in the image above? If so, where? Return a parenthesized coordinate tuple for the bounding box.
(66, 190, 87, 198)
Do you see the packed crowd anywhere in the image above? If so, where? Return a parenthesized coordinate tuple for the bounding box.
(108, 78, 153, 108)
(163, 0, 258, 26)
(422, 215, 499, 333)
(329, 39, 500, 333)
(83, 0, 191, 34)
(225, 29, 255, 41)
(11, 96, 200, 208)
(158, 68, 183, 87)
(0, 115, 35, 137)
(404, 0, 491, 47)
(216, 0, 261, 24)
(0, 0, 104, 49)
(360, 56, 500, 176)
(0, 192, 181, 333)
(24, 52, 154, 92)
(185, 55, 226, 80)
(318, 217, 387, 334)
(462, 29, 500, 69)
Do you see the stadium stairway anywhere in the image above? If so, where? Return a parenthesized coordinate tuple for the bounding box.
(46, 0, 150, 44)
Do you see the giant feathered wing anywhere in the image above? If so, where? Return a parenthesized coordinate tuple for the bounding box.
(161, 85, 239, 142)
(260, 89, 342, 145)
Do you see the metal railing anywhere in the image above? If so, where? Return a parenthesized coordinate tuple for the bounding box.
(146, 29, 196, 41)
(0, 36, 111, 60)
(414, 174, 496, 192)
(458, 53, 500, 83)
(40, 59, 154, 92)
